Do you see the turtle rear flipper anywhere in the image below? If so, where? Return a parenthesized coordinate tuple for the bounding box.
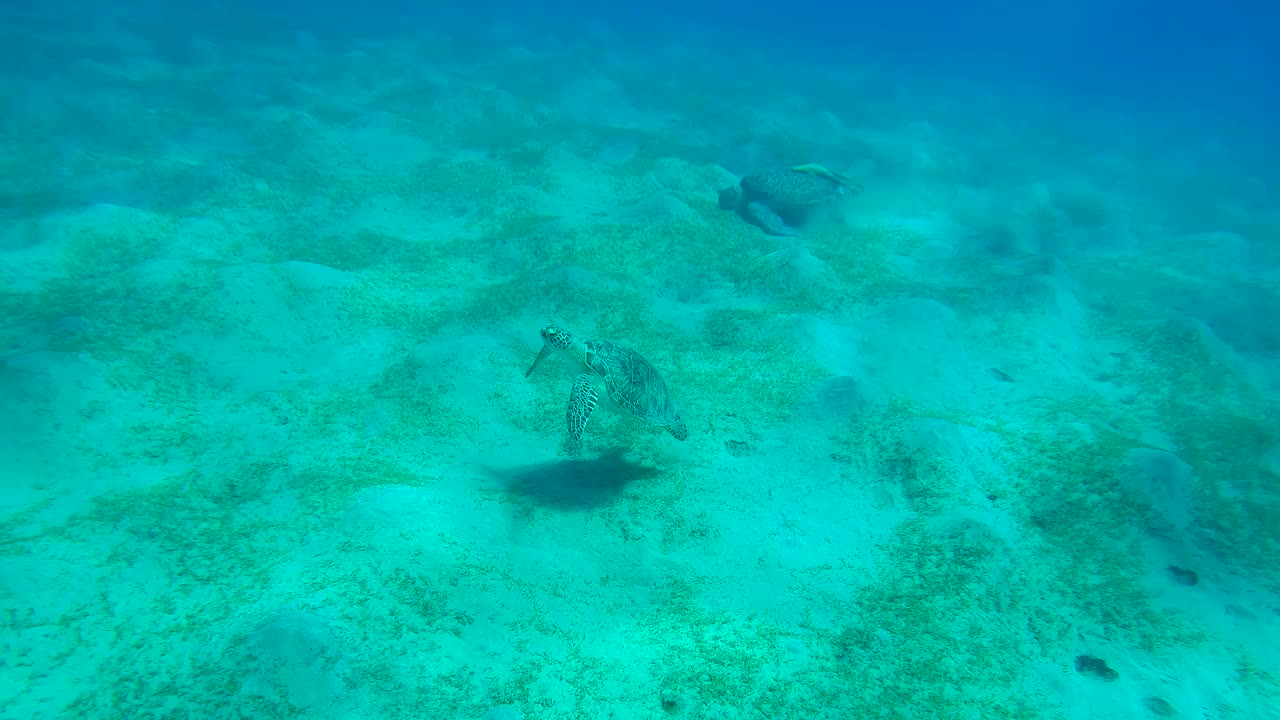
(666, 414, 689, 441)
(745, 200, 799, 237)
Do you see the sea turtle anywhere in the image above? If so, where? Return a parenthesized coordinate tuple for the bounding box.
(525, 324, 688, 450)
(718, 163, 863, 237)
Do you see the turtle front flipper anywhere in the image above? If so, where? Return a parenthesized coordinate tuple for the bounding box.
(525, 344, 553, 378)
(745, 200, 799, 237)
(718, 185, 742, 210)
(567, 373, 600, 450)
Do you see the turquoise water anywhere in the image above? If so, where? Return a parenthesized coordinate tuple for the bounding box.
(2, 3, 1278, 719)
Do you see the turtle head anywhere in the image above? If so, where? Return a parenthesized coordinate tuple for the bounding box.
(526, 324, 578, 378)
(717, 185, 741, 210)
(540, 324, 574, 349)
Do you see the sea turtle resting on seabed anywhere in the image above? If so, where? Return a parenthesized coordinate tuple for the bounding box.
(525, 324, 688, 451)
(718, 163, 863, 237)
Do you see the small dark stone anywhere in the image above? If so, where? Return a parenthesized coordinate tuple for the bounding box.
(1075, 654, 1119, 681)
(1144, 696, 1175, 717)
(53, 315, 91, 336)
(1167, 565, 1198, 586)
(661, 692, 680, 714)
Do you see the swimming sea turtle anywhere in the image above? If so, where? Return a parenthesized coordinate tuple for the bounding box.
(718, 163, 863, 237)
(525, 324, 688, 450)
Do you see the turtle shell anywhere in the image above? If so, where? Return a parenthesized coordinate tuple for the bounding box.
(739, 168, 843, 209)
(585, 340, 679, 426)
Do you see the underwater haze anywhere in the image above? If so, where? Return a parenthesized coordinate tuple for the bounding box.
(2, 0, 1279, 718)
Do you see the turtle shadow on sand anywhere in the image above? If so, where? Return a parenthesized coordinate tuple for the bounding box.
(486, 448, 660, 509)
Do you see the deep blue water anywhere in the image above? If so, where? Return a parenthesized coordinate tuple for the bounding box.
(272, 0, 1279, 117)
(6, 0, 1275, 118)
